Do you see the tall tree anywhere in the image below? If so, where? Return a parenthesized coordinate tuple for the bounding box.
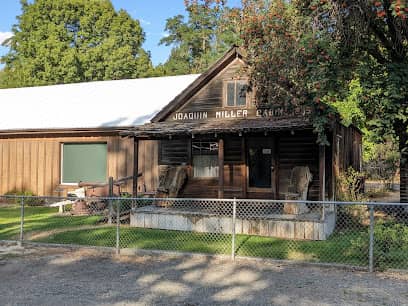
(241, 0, 408, 200)
(302, 0, 408, 148)
(329, 0, 408, 201)
(295, 0, 408, 201)
(158, 0, 241, 75)
(240, 0, 343, 144)
(0, 0, 154, 88)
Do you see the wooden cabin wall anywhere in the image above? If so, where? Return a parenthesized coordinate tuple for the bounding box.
(278, 131, 320, 201)
(159, 136, 245, 199)
(223, 137, 245, 198)
(401, 155, 407, 203)
(332, 124, 363, 200)
(166, 58, 249, 118)
(335, 124, 362, 173)
(159, 133, 324, 200)
(0, 136, 134, 196)
(137, 140, 159, 194)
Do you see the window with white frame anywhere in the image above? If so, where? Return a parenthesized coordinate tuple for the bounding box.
(61, 143, 107, 184)
(225, 80, 248, 107)
(192, 141, 219, 178)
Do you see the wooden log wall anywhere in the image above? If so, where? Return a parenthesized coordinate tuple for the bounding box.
(0, 136, 134, 196)
(171, 136, 245, 199)
(278, 131, 320, 201)
(159, 139, 190, 165)
(160, 132, 326, 200)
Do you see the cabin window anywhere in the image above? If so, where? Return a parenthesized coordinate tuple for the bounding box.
(192, 141, 219, 178)
(226, 81, 248, 107)
(61, 143, 107, 184)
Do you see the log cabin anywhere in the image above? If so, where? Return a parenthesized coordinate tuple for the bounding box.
(122, 47, 363, 202)
(0, 46, 366, 202)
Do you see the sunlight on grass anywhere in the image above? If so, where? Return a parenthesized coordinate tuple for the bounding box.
(1, 205, 407, 269)
(0, 205, 100, 240)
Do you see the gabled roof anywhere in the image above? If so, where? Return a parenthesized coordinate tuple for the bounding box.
(151, 46, 246, 122)
(0, 74, 199, 131)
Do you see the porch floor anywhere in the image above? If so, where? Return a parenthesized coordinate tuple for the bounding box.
(130, 205, 335, 241)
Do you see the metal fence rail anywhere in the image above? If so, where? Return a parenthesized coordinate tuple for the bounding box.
(0, 195, 407, 272)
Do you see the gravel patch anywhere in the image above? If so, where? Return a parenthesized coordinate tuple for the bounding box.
(0, 242, 407, 306)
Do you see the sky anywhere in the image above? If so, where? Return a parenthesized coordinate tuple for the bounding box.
(0, 0, 242, 67)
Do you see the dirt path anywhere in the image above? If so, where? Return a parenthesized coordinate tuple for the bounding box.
(1, 242, 407, 306)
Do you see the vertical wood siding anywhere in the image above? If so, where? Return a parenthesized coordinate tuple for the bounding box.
(137, 140, 159, 193)
(401, 153, 408, 203)
(0, 136, 134, 196)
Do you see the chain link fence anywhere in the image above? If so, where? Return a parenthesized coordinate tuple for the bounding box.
(0, 195, 407, 272)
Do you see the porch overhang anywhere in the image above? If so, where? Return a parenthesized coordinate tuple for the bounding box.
(120, 118, 314, 139)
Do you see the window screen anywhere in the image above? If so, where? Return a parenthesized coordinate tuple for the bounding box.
(237, 83, 247, 106)
(62, 143, 107, 184)
(192, 141, 219, 178)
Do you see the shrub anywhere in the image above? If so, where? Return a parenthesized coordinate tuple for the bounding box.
(337, 167, 366, 202)
(336, 205, 369, 230)
(3, 190, 44, 206)
(335, 167, 369, 229)
(350, 221, 408, 270)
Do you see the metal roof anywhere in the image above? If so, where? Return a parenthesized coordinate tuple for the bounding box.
(0, 74, 200, 131)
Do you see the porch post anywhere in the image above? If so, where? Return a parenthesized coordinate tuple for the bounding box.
(218, 138, 224, 199)
(331, 125, 338, 201)
(241, 136, 247, 198)
(400, 137, 408, 203)
(319, 145, 326, 201)
(133, 138, 139, 197)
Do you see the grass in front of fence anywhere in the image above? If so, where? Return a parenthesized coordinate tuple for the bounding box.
(41, 227, 408, 269)
(1, 205, 407, 269)
(35, 226, 371, 266)
(0, 205, 100, 240)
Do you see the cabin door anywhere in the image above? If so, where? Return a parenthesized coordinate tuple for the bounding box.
(247, 138, 274, 190)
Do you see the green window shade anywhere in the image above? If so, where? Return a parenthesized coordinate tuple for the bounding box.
(62, 143, 107, 184)
(227, 82, 235, 106)
(237, 83, 247, 106)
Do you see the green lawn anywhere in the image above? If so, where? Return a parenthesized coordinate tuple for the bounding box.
(0, 205, 100, 240)
(1, 205, 407, 270)
(41, 227, 369, 266)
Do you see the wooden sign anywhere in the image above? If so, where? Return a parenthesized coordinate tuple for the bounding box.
(171, 106, 311, 122)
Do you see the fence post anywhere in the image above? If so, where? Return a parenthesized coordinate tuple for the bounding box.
(231, 198, 236, 261)
(116, 199, 120, 255)
(369, 205, 374, 273)
(108, 177, 114, 225)
(19, 197, 25, 246)
(321, 203, 325, 221)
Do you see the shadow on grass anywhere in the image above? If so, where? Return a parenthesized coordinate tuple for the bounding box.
(2, 206, 407, 270)
(36, 226, 371, 267)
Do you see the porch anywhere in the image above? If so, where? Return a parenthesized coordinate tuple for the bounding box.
(129, 198, 336, 241)
(122, 118, 339, 203)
